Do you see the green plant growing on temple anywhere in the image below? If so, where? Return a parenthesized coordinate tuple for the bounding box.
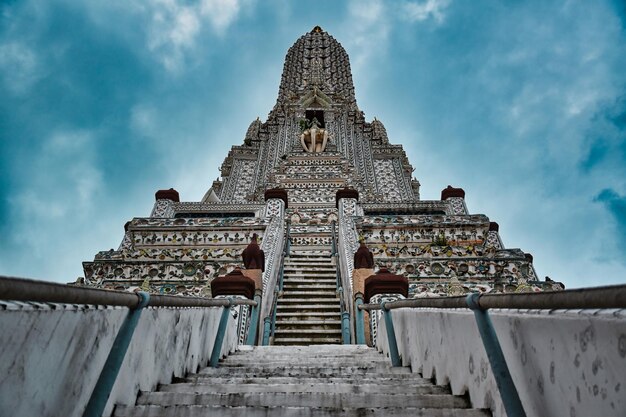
(431, 232, 448, 247)
(298, 118, 312, 132)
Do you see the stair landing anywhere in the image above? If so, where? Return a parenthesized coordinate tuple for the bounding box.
(114, 345, 491, 417)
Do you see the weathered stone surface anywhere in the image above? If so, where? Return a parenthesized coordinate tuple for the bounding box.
(211, 268, 256, 299)
(115, 345, 490, 416)
(0, 301, 239, 417)
(364, 268, 409, 302)
(155, 188, 180, 202)
(353, 242, 374, 270)
(377, 308, 626, 417)
(242, 234, 265, 271)
(440, 185, 465, 200)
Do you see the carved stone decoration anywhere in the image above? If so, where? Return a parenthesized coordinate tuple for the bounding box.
(155, 188, 180, 202)
(242, 233, 265, 272)
(150, 199, 175, 218)
(80, 27, 562, 317)
(485, 221, 504, 249)
(364, 268, 409, 302)
(299, 119, 329, 153)
(210, 267, 256, 299)
(353, 242, 374, 269)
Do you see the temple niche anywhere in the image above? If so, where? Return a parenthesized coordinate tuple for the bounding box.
(299, 117, 328, 153)
(78, 25, 563, 308)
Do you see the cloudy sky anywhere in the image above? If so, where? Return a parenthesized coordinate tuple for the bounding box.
(1, 0, 625, 288)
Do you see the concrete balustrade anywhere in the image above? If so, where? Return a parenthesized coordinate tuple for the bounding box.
(0, 301, 240, 417)
(376, 307, 626, 417)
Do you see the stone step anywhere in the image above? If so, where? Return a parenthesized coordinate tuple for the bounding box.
(286, 256, 332, 261)
(221, 354, 386, 364)
(275, 324, 341, 332)
(278, 298, 340, 304)
(113, 344, 489, 417)
(183, 376, 430, 385)
(229, 348, 381, 357)
(283, 262, 334, 267)
(275, 312, 340, 318)
(135, 392, 471, 409)
(199, 362, 411, 374)
(283, 275, 336, 280)
(283, 277, 337, 288)
(231, 347, 378, 355)
(283, 284, 337, 290)
(276, 305, 340, 312)
(274, 329, 343, 337)
(158, 382, 449, 395)
(288, 252, 332, 255)
(229, 349, 382, 359)
(281, 291, 338, 297)
(284, 260, 334, 264)
(115, 405, 491, 417)
(271, 337, 343, 345)
(284, 262, 337, 271)
(274, 318, 342, 325)
(221, 358, 389, 368)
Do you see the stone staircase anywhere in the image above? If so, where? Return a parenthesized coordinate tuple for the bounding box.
(273, 250, 343, 345)
(114, 345, 490, 416)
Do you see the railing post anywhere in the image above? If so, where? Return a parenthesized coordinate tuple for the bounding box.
(466, 293, 526, 417)
(381, 300, 401, 367)
(262, 316, 271, 345)
(341, 311, 351, 344)
(285, 219, 291, 257)
(209, 298, 234, 368)
(245, 291, 262, 345)
(271, 293, 279, 336)
(82, 292, 150, 417)
(354, 293, 366, 344)
(331, 220, 337, 257)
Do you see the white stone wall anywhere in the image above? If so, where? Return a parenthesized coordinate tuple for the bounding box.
(0, 302, 239, 417)
(376, 307, 626, 417)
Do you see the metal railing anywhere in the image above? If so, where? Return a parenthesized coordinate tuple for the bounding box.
(331, 220, 351, 344)
(359, 284, 626, 417)
(0, 275, 256, 417)
(261, 251, 286, 345)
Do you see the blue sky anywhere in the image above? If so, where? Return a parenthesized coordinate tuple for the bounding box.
(1, 0, 625, 288)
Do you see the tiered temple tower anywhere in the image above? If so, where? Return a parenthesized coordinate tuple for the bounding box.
(79, 26, 562, 343)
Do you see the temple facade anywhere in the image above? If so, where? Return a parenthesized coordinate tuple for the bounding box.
(79, 26, 562, 344)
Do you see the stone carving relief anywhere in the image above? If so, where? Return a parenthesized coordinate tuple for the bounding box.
(447, 197, 468, 215)
(299, 118, 329, 153)
(81, 27, 562, 302)
(374, 159, 402, 202)
(150, 199, 175, 218)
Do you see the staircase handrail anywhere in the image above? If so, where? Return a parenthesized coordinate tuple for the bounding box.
(335, 211, 358, 342)
(261, 245, 286, 345)
(0, 275, 257, 417)
(358, 284, 626, 312)
(0, 275, 257, 308)
(359, 284, 626, 417)
(331, 221, 351, 344)
(258, 204, 286, 332)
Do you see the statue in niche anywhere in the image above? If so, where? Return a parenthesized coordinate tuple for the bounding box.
(299, 117, 328, 153)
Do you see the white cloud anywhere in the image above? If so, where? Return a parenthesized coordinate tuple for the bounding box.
(11, 130, 103, 220)
(4, 129, 104, 277)
(146, 0, 246, 72)
(200, 0, 241, 34)
(0, 41, 42, 94)
(401, 0, 451, 23)
(343, 0, 390, 75)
